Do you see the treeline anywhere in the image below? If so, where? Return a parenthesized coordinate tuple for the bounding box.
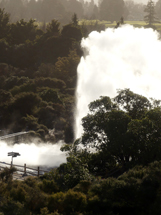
(0, 0, 84, 24)
(0, 0, 154, 25)
(1, 0, 161, 24)
(0, 8, 84, 143)
(0, 0, 99, 23)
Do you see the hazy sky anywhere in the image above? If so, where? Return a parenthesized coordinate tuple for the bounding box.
(90, 0, 157, 5)
(125, 0, 157, 4)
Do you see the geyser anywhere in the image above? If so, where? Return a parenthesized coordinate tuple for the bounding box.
(75, 24, 161, 139)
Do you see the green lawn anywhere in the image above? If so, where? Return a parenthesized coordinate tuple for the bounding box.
(79, 19, 161, 31)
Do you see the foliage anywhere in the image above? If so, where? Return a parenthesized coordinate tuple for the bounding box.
(76, 89, 161, 176)
(1, 161, 161, 214)
(46, 19, 61, 37)
(144, 0, 157, 26)
(11, 92, 42, 116)
(71, 13, 78, 26)
(48, 189, 87, 214)
(55, 49, 80, 87)
(8, 19, 41, 45)
(0, 167, 17, 182)
(61, 24, 82, 41)
(0, 8, 10, 39)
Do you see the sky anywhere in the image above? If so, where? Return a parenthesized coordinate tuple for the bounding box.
(126, 0, 157, 4)
(89, 0, 158, 5)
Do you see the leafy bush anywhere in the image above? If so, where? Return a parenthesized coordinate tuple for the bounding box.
(0, 167, 17, 183)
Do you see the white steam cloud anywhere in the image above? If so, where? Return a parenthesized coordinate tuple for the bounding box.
(75, 24, 161, 139)
(0, 141, 66, 167)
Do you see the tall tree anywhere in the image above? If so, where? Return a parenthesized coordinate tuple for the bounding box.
(71, 13, 78, 26)
(0, 8, 10, 39)
(144, 0, 157, 26)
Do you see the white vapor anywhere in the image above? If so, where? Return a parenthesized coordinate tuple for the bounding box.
(0, 141, 66, 167)
(75, 24, 161, 139)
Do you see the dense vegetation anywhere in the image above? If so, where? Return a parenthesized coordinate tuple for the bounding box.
(0, 8, 85, 143)
(1, 89, 161, 214)
(1, 161, 161, 215)
(1, 0, 161, 214)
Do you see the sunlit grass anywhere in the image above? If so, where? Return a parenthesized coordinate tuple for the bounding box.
(79, 19, 161, 30)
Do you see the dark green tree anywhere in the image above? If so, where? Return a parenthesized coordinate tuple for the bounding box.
(79, 89, 161, 171)
(61, 24, 82, 41)
(71, 13, 78, 26)
(144, 0, 157, 26)
(46, 19, 61, 37)
(0, 8, 10, 39)
(9, 19, 41, 45)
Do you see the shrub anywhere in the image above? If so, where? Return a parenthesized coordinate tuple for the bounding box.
(0, 167, 17, 183)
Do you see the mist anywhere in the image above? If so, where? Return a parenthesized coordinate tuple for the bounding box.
(75, 24, 161, 139)
(0, 141, 66, 167)
(124, 0, 157, 4)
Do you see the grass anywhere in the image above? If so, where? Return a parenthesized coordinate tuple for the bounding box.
(79, 19, 161, 31)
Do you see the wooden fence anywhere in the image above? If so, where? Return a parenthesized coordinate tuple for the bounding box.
(0, 161, 49, 177)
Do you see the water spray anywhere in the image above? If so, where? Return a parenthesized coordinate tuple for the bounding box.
(75, 24, 161, 139)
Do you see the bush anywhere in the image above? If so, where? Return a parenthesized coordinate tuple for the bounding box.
(0, 167, 17, 183)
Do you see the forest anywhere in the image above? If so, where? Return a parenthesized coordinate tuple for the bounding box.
(1, 0, 161, 214)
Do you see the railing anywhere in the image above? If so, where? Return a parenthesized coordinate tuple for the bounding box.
(0, 161, 49, 177)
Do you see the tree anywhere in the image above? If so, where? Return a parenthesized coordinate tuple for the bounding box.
(9, 19, 40, 45)
(71, 13, 78, 26)
(0, 8, 10, 39)
(46, 19, 61, 37)
(144, 0, 157, 26)
(10, 92, 42, 116)
(125, 1, 144, 21)
(54, 49, 80, 87)
(61, 24, 82, 41)
(79, 89, 161, 171)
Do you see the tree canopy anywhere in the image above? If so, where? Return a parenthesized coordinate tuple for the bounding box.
(77, 89, 161, 173)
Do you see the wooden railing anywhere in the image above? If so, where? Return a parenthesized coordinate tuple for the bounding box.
(0, 161, 49, 177)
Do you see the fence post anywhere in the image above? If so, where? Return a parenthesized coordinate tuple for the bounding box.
(11, 161, 12, 167)
(38, 166, 39, 177)
(24, 163, 26, 175)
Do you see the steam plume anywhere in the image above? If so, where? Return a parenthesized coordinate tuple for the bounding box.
(0, 141, 66, 167)
(75, 25, 161, 139)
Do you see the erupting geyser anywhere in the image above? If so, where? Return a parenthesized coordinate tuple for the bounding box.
(75, 24, 161, 139)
